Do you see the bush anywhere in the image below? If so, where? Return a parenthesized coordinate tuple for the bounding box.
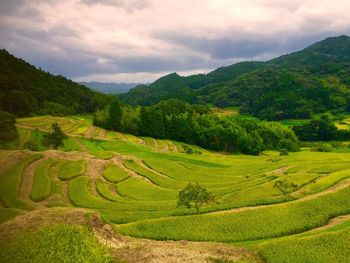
(312, 144, 333, 152)
(279, 149, 289, 156)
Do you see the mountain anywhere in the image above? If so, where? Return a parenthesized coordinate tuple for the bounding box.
(79, 82, 140, 94)
(121, 61, 264, 105)
(121, 36, 350, 120)
(0, 49, 111, 116)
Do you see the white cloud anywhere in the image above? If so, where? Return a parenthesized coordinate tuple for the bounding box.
(0, 0, 350, 82)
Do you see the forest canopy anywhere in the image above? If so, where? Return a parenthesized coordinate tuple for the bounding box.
(94, 99, 299, 155)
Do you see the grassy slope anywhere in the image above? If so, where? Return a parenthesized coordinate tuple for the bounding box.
(1, 115, 350, 262)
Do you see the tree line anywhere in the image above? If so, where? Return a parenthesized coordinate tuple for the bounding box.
(93, 99, 299, 155)
(0, 49, 113, 117)
(292, 115, 350, 141)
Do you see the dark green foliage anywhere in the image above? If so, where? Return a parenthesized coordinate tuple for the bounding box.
(273, 179, 298, 197)
(121, 36, 350, 120)
(94, 99, 299, 155)
(36, 101, 75, 116)
(3, 90, 37, 116)
(178, 183, 213, 213)
(109, 99, 122, 130)
(0, 49, 112, 116)
(293, 115, 341, 141)
(121, 63, 265, 106)
(346, 100, 350, 113)
(42, 123, 67, 149)
(93, 106, 110, 129)
(0, 111, 18, 142)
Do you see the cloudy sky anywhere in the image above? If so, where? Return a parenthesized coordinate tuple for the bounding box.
(1, 0, 350, 83)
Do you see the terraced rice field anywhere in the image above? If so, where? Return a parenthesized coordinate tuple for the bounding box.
(1, 115, 350, 262)
(335, 116, 350, 130)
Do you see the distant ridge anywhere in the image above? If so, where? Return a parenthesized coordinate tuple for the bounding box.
(121, 35, 350, 120)
(80, 82, 141, 94)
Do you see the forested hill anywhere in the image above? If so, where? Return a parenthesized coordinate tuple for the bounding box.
(121, 35, 350, 120)
(0, 49, 111, 116)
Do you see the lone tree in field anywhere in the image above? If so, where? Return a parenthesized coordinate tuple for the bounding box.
(274, 179, 297, 198)
(178, 183, 213, 214)
(43, 123, 67, 149)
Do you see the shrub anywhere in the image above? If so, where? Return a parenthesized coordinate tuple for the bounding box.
(312, 144, 333, 152)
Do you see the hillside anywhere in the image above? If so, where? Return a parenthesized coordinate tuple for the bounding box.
(0, 50, 111, 116)
(1, 115, 350, 262)
(121, 36, 350, 119)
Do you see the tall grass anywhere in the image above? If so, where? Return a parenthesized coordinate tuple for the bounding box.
(58, 160, 85, 180)
(0, 224, 111, 263)
(258, 227, 350, 263)
(118, 186, 350, 242)
(30, 158, 56, 202)
(0, 154, 41, 210)
(103, 164, 129, 183)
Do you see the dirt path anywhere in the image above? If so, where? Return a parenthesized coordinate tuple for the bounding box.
(0, 151, 31, 176)
(305, 214, 350, 233)
(97, 129, 107, 140)
(85, 158, 107, 179)
(266, 165, 292, 175)
(84, 126, 96, 138)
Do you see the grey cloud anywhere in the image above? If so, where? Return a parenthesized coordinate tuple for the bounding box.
(154, 32, 284, 59)
(0, 0, 25, 15)
(1, 0, 350, 83)
(154, 29, 350, 61)
(79, 0, 149, 11)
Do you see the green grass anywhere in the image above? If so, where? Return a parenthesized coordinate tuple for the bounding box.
(96, 182, 131, 203)
(258, 227, 350, 263)
(123, 159, 183, 189)
(103, 164, 129, 183)
(0, 224, 111, 263)
(9, 115, 350, 262)
(118, 185, 350, 242)
(116, 177, 177, 201)
(69, 176, 115, 209)
(58, 160, 85, 181)
(30, 158, 56, 202)
(296, 169, 350, 195)
(0, 154, 41, 210)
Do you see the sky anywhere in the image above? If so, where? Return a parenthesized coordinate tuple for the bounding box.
(1, 0, 350, 83)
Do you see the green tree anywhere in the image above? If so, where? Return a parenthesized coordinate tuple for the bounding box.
(4, 90, 37, 116)
(108, 99, 122, 130)
(0, 111, 18, 142)
(274, 179, 297, 198)
(178, 183, 213, 214)
(42, 123, 67, 149)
